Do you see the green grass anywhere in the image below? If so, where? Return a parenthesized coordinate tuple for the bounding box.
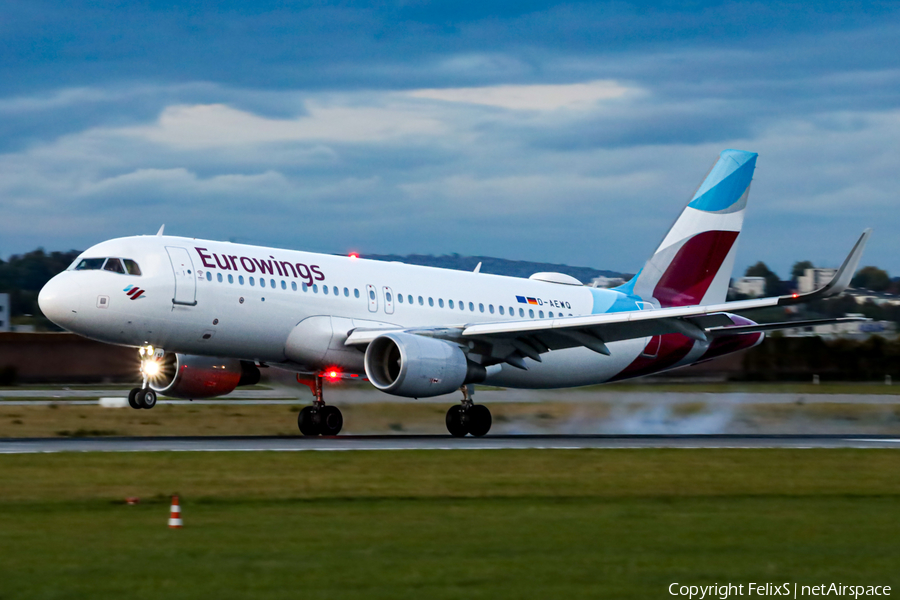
(1, 450, 898, 599)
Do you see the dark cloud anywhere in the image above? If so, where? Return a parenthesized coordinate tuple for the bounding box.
(1, 1, 899, 277)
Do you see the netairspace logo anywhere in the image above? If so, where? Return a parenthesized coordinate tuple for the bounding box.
(669, 582, 892, 600)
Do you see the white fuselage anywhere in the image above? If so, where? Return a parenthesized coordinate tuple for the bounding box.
(39, 235, 716, 389)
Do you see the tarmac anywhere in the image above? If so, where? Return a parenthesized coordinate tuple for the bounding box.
(2, 434, 899, 453)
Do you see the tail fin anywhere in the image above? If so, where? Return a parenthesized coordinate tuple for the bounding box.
(624, 149, 758, 307)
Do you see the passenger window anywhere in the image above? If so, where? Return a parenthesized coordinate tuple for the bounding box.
(489, 304, 494, 314)
(217, 273, 223, 283)
(239, 276, 244, 285)
(529, 309, 535, 318)
(281, 280, 287, 290)
(549, 311, 553, 318)
(260, 278, 266, 288)
(398, 294, 404, 304)
(408, 295, 413, 304)
(75, 258, 105, 270)
(386, 292, 393, 302)
(479, 303, 484, 313)
(271, 279, 276, 288)
(509, 307, 513, 316)
(460, 301, 464, 311)
(250, 277, 255, 286)
(439, 298, 444, 308)
(469, 302, 474, 311)
(206, 272, 212, 281)
(449, 299, 454, 309)
(519, 308, 525, 317)
(103, 258, 125, 274)
(123, 259, 142, 275)
(292, 282, 297, 291)
(304, 283, 309, 292)
(228, 274, 234, 284)
(499, 306, 504, 315)
(313, 284, 318, 293)
(344, 287, 349, 297)
(324, 285, 329, 295)
(539, 310, 544, 318)
(333, 286, 338, 295)
(428, 297, 434, 307)
(418, 296, 424, 306)
(354, 288, 359, 298)
(369, 289, 375, 300)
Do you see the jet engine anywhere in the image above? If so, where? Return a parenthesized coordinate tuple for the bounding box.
(364, 332, 485, 398)
(150, 353, 261, 399)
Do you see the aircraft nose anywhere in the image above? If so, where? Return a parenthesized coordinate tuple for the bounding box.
(38, 275, 74, 329)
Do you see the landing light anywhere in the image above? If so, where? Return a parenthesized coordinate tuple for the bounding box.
(142, 359, 161, 377)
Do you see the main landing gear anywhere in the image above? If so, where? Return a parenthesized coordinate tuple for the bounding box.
(296, 374, 343, 436)
(446, 385, 492, 437)
(128, 345, 160, 410)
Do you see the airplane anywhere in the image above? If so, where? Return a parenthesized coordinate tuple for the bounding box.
(38, 149, 871, 437)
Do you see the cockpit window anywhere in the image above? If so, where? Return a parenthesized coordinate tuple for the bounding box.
(73, 257, 142, 275)
(103, 258, 126, 274)
(123, 259, 142, 276)
(75, 258, 105, 270)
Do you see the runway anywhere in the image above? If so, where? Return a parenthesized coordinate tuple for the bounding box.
(2, 434, 899, 453)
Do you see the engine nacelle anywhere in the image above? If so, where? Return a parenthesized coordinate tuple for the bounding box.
(150, 353, 261, 399)
(364, 332, 485, 398)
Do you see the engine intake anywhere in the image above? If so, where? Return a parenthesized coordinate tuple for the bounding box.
(364, 332, 485, 398)
(150, 353, 260, 399)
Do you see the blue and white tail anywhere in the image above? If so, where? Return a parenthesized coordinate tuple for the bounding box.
(622, 149, 757, 307)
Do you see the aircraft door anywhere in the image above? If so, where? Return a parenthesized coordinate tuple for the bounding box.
(365, 284, 378, 313)
(382, 286, 394, 314)
(166, 246, 197, 306)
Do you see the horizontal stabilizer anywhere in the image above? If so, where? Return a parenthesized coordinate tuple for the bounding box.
(707, 317, 868, 336)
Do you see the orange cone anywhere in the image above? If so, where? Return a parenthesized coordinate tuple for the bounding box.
(168, 495, 182, 528)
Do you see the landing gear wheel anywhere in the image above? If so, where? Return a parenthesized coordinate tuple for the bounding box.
(316, 405, 343, 436)
(128, 388, 141, 409)
(446, 405, 468, 437)
(298, 406, 319, 436)
(466, 404, 492, 437)
(138, 389, 157, 409)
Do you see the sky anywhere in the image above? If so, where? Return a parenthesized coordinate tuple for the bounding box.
(1, 1, 899, 278)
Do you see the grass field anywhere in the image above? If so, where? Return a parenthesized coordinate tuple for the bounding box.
(1, 449, 898, 599)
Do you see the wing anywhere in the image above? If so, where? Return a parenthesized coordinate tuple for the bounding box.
(345, 230, 871, 369)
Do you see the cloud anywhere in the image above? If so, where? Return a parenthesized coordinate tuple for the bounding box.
(408, 80, 635, 111)
(2, 3, 900, 279)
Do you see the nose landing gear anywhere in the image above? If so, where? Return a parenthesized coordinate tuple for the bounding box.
(446, 385, 492, 437)
(128, 345, 161, 410)
(296, 373, 344, 436)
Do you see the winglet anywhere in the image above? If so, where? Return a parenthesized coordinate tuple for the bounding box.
(156, 224, 165, 236)
(779, 229, 872, 306)
(473, 262, 482, 273)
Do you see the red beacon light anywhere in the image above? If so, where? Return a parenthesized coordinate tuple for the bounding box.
(324, 368, 341, 381)
(348, 252, 359, 259)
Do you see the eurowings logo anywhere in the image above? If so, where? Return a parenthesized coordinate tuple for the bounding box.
(123, 285, 146, 300)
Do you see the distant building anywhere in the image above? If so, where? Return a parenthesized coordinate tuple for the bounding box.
(846, 288, 900, 307)
(782, 313, 897, 338)
(797, 268, 837, 294)
(0, 293, 8, 333)
(590, 276, 626, 288)
(733, 276, 766, 298)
